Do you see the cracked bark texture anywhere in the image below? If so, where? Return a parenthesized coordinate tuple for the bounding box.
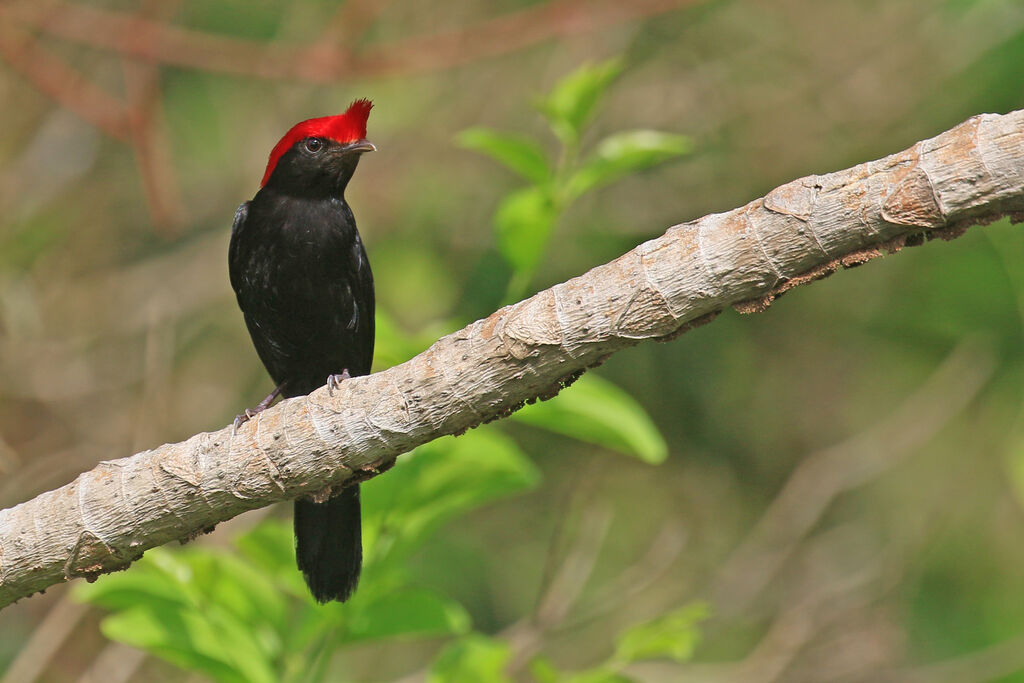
(2, 110, 1024, 609)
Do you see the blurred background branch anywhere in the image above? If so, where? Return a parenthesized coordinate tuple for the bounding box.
(0, 0, 694, 80)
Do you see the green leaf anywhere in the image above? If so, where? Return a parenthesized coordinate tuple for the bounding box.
(614, 603, 710, 664)
(538, 58, 624, 142)
(569, 130, 692, 198)
(457, 128, 551, 184)
(529, 656, 562, 683)
(512, 373, 668, 464)
(343, 587, 471, 643)
(78, 547, 289, 681)
(429, 634, 513, 683)
(76, 547, 205, 613)
(185, 551, 288, 636)
(99, 608, 245, 683)
(74, 561, 191, 613)
(100, 605, 278, 683)
(530, 658, 637, 683)
(234, 518, 315, 603)
(235, 518, 295, 575)
(362, 428, 541, 566)
(495, 186, 557, 276)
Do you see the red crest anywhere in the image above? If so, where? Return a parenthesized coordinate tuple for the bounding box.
(261, 99, 373, 187)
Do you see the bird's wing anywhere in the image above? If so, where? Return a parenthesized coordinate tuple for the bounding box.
(228, 201, 251, 296)
(231, 201, 250, 236)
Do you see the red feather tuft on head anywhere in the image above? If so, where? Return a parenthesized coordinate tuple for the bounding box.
(261, 99, 373, 187)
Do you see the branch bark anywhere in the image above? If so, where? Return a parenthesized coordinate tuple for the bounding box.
(2, 110, 1023, 609)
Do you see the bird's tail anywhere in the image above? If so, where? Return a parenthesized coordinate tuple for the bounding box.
(294, 484, 362, 603)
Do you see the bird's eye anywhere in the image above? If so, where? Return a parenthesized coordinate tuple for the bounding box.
(305, 138, 323, 153)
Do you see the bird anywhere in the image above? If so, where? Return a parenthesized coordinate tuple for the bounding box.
(228, 99, 376, 603)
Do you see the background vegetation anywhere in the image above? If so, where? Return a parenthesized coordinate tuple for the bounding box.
(2, 0, 1024, 681)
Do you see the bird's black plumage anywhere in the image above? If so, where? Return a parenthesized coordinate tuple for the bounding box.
(229, 122, 375, 603)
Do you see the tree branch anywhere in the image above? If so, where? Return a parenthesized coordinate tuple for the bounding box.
(1, 110, 1023, 609)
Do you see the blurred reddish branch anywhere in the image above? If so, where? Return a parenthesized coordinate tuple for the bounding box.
(354, 0, 692, 78)
(303, 0, 396, 77)
(0, 0, 692, 233)
(120, 0, 185, 235)
(1, 0, 691, 81)
(0, 23, 131, 141)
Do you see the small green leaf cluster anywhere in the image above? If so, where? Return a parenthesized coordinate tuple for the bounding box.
(456, 58, 692, 302)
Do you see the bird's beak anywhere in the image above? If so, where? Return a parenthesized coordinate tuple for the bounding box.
(343, 139, 377, 154)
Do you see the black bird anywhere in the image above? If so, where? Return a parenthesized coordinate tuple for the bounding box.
(229, 99, 376, 603)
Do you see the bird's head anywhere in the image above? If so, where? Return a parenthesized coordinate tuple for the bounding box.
(260, 98, 375, 196)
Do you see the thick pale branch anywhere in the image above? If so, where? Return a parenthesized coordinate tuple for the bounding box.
(2, 110, 1023, 608)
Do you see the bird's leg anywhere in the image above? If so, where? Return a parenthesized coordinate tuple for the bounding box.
(233, 384, 284, 432)
(327, 369, 352, 397)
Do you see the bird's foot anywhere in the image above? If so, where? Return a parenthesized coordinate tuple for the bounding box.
(232, 408, 260, 433)
(327, 370, 352, 397)
(232, 384, 284, 433)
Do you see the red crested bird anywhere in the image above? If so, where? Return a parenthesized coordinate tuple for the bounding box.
(229, 99, 376, 603)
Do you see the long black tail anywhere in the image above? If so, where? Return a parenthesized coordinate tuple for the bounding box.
(294, 484, 362, 603)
